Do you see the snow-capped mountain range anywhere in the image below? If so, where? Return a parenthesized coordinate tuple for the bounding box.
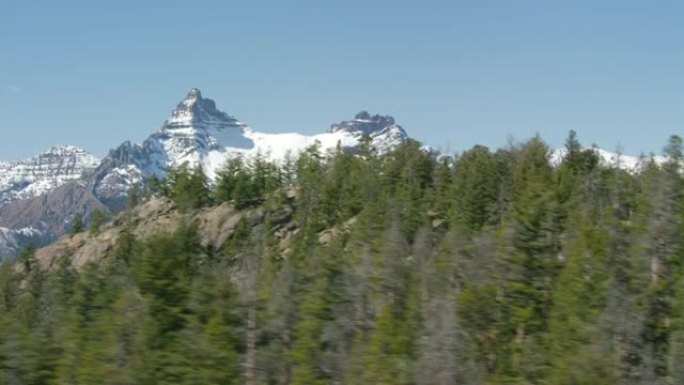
(0, 88, 410, 257)
(0, 88, 670, 258)
(91, 89, 409, 206)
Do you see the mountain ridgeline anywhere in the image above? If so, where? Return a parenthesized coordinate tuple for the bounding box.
(0, 89, 410, 257)
(3, 131, 684, 384)
(0, 89, 665, 258)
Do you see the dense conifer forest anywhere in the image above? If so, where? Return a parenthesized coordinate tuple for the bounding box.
(3, 132, 684, 384)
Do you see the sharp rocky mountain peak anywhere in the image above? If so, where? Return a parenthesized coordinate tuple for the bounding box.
(91, 89, 409, 211)
(164, 88, 245, 133)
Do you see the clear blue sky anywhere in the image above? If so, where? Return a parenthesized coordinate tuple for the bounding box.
(2, 0, 684, 160)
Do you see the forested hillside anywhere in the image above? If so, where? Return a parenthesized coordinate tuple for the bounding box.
(2, 132, 684, 385)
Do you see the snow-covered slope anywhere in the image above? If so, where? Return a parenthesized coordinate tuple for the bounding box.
(239, 111, 407, 161)
(0, 226, 44, 258)
(93, 89, 408, 203)
(151, 89, 408, 175)
(0, 145, 100, 206)
(550, 147, 667, 172)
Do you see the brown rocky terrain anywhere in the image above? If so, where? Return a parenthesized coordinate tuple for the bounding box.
(33, 197, 245, 271)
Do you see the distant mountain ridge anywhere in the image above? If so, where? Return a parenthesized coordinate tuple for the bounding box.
(0, 88, 671, 258)
(0, 144, 101, 257)
(0, 144, 99, 207)
(0, 88, 410, 257)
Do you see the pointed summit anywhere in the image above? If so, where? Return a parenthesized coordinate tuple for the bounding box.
(163, 88, 244, 132)
(174, 88, 203, 110)
(130, 88, 255, 176)
(187, 87, 202, 98)
(168, 88, 205, 124)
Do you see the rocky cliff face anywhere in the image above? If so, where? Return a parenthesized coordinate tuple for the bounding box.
(33, 198, 247, 271)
